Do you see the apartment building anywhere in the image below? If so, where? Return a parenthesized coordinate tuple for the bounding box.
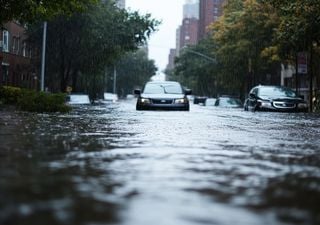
(198, 0, 225, 40)
(0, 22, 37, 89)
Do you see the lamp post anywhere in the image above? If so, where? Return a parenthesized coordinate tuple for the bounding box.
(181, 47, 217, 63)
(0, 40, 3, 85)
(40, 21, 47, 92)
(113, 65, 117, 94)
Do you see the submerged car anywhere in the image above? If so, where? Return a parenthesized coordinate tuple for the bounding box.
(67, 94, 90, 105)
(244, 85, 308, 112)
(134, 81, 191, 111)
(204, 98, 217, 106)
(214, 96, 242, 108)
(193, 96, 207, 105)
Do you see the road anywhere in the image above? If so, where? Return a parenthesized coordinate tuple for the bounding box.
(0, 100, 320, 225)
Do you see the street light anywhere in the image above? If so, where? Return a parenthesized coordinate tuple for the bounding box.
(181, 47, 217, 63)
(113, 65, 117, 94)
(40, 21, 47, 92)
(0, 40, 3, 84)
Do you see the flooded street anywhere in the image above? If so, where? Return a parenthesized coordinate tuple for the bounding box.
(1, 100, 320, 225)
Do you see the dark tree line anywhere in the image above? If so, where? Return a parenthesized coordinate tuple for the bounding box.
(27, 1, 160, 100)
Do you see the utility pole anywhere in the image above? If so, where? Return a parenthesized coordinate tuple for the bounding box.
(40, 21, 47, 92)
(113, 65, 117, 94)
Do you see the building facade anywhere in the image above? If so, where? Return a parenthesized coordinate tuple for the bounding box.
(183, 0, 199, 19)
(167, 48, 177, 71)
(0, 22, 37, 89)
(115, 0, 125, 9)
(179, 17, 199, 50)
(198, 0, 225, 40)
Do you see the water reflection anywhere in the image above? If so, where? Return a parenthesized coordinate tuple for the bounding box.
(0, 102, 320, 225)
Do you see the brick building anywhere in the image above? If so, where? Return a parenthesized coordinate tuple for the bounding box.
(180, 17, 199, 49)
(198, 0, 225, 40)
(0, 22, 37, 89)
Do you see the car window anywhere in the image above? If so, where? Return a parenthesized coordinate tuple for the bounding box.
(143, 83, 183, 94)
(259, 87, 297, 98)
(219, 98, 241, 106)
(251, 88, 258, 95)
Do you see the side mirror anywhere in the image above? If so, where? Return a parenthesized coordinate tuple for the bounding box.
(249, 93, 257, 98)
(134, 89, 141, 95)
(185, 89, 192, 95)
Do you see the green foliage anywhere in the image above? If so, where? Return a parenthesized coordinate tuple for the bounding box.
(212, 0, 280, 90)
(0, 86, 70, 113)
(173, 39, 218, 96)
(114, 49, 158, 96)
(17, 91, 71, 113)
(0, 86, 23, 104)
(173, 0, 285, 98)
(27, 2, 160, 94)
(1, 0, 98, 23)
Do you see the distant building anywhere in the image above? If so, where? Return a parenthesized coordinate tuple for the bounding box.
(167, 48, 176, 70)
(176, 26, 182, 56)
(180, 17, 199, 49)
(198, 0, 226, 40)
(178, 0, 199, 52)
(115, 0, 125, 9)
(0, 22, 37, 89)
(183, 0, 199, 19)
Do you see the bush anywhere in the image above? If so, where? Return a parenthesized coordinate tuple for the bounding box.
(17, 90, 71, 113)
(0, 86, 23, 104)
(0, 86, 71, 113)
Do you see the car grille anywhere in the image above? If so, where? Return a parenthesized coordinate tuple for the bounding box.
(152, 99, 173, 104)
(273, 101, 295, 109)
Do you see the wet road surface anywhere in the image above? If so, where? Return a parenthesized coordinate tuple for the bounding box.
(1, 100, 320, 225)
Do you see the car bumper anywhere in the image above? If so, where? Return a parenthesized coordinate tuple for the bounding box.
(256, 106, 308, 112)
(137, 103, 189, 111)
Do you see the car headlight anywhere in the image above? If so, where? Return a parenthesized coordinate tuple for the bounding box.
(174, 98, 187, 104)
(139, 98, 151, 104)
(257, 100, 272, 107)
(298, 103, 308, 108)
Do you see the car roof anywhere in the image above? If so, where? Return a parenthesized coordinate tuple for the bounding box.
(255, 85, 286, 89)
(146, 81, 180, 85)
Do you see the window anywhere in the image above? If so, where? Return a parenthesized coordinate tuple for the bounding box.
(2, 30, 9, 52)
(22, 41, 26, 57)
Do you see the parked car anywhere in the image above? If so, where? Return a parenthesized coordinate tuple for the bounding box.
(204, 98, 217, 106)
(193, 96, 207, 105)
(67, 94, 90, 105)
(134, 81, 191, 111)
(244, 85, 308, 112)
(104, 93, 118, 103)
(214, 96, 242, 108)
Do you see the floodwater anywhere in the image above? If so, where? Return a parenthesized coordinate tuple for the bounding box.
(1, 100, 320, 225)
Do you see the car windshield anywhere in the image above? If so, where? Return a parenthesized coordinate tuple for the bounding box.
(143, 83, 183, 94)
(218, 98, 242, 107)
(259, 87, 297, 98)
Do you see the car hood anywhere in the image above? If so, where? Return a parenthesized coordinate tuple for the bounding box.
(141, 93, 185, 99)
(260, 96, 305, 103)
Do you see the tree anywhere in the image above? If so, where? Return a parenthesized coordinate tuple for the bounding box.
(262, 0, 320, 110)
(113, 49, 158, 97)
(0, 0, 98, 23)
(27, 1, 160, 98)
(173, 39, 218, 96)
(211, 0, 280, 95)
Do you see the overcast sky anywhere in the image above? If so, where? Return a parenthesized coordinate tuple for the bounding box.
(126, 0, 185, 73)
